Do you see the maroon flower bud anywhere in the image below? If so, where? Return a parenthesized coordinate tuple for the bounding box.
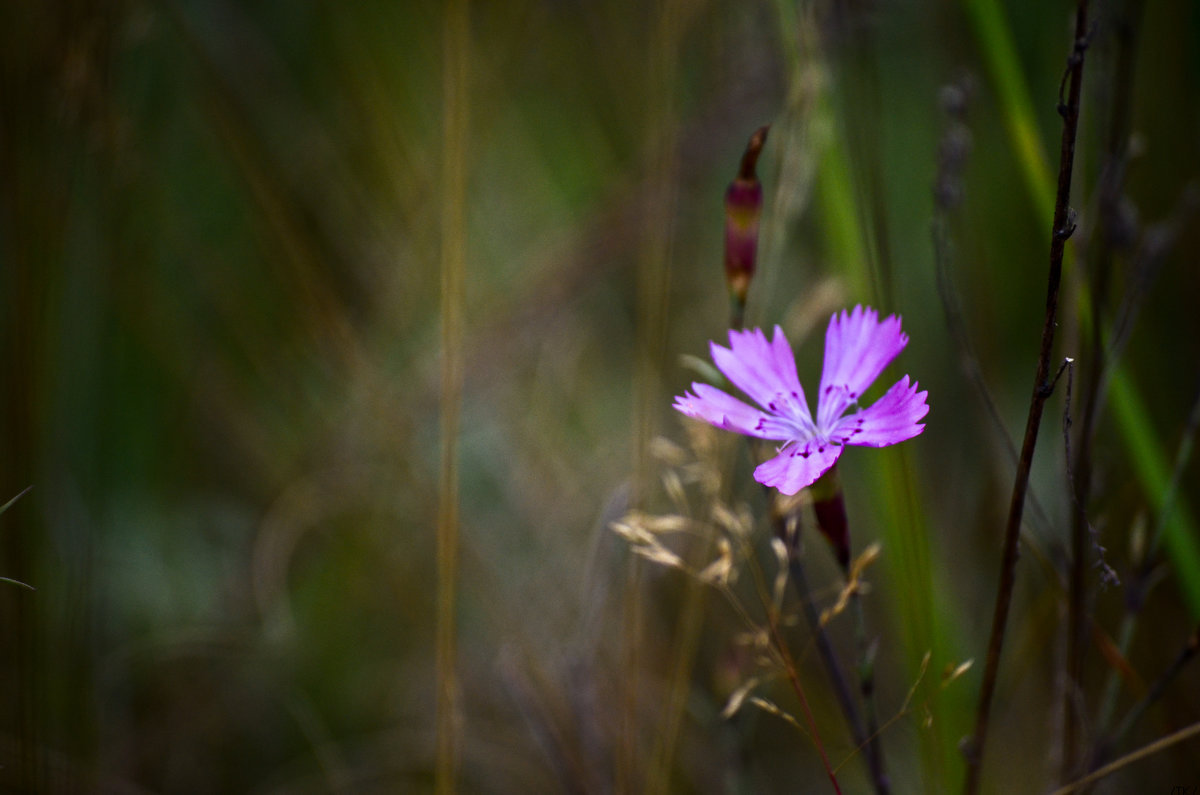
(810, 463, 850, 571)
(812, 489, 850, 572)
(724, 126, 769, 309)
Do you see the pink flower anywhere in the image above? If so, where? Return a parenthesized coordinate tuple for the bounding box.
(674, 306, 929, 495)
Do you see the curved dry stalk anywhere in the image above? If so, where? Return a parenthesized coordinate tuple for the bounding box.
(1050, 718, 1200, 795)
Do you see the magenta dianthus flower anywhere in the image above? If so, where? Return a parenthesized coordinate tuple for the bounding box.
(674, 306, 929, 495)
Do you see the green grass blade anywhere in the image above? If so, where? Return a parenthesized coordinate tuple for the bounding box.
(964, 0, 1055, 220)
(0, 485, 32, 516)
(1109, 369, 1200, 613)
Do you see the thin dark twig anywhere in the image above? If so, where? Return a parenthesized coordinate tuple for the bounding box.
(1100, 624, 1200, 766)
(748, 452, 870, 790)
(852, 593, 889, 794)
(1048, 356, 1073, 396)
(1091, 374, 1200, 761)
(1105, 186, 1199, 372)
(933, 220, 1020, 467)
(962, 4, 1091, 792)
(1070, 190, 1199, 618)
(1062, 351, 1117, 781)
(1053, 719, 1200, 795)
(1061, 359, 1120, 589)
(767, 613, 845, 795)
(1064, 5, 1142, 773)
(931, 80, 1058, 540)
(782, 547, 886, 795)
(769, 513, 845, 795)
(766, 495, 888, 793)
(776, 515, 868, 749)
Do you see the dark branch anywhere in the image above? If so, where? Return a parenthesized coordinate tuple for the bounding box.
(962, 3, 1091, 792)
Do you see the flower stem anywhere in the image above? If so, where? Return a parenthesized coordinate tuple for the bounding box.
(962, 3, 1090, 792)
(853, 592, 889, 795)
(783, 545, 865, 749)
(774, 507, 893, 793)
(766, 588, 845, 795)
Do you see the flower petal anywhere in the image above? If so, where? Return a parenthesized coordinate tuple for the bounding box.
(674, 383, 793, 439)
(767, 325, 808, 410)
(711, 327, 813, 425)
(831, 375, 929, 447)
(753, 440, 844, 495)
(817, 306, 908, 428)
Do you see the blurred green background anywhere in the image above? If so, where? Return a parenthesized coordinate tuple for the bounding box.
(2, 0, 1199, 792)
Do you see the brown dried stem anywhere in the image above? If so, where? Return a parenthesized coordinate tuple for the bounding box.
(763, 565, 845, 795)
(773, 506, 891, 794)
(962, 3, 1091, 792)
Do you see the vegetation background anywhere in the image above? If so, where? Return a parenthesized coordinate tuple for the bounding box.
(1, 0, 1198, 792)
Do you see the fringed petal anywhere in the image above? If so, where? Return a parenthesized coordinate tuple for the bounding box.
(753, 440, 843, 495)
(817, 306, 908, 428)
(674, 383, 793, 440)
(711, 327, 813, 425)
(831, 375, 929, 447)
